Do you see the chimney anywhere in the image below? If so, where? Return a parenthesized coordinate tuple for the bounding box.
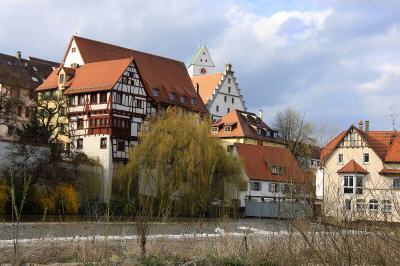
(16, 51, 21, 60)
(225, 63, 232, 72)
(365, 120, 369, 133)
(258, 109, 263, 120)
(358, 120, 364, 131)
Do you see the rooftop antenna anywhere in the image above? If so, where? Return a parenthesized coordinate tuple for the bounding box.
(390, 106, 398, 132)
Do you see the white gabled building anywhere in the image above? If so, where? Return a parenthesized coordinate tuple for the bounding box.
(188, 44, 246, 121)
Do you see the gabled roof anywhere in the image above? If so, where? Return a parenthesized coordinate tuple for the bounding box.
(0, 52, 56, 90)
(320, 124, 400, 164)
(337, 160, 368, 174)
(211, 109, 286, 145)
(189, 44, 215, 67)
(64, 58, 133, 94)
(385, 135, 400, 162)
(191, 73, 223, 104)
(59, 36, 207, 113)
(235, 143, 304, 183)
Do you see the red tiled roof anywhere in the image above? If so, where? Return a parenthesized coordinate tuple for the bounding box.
(36, 68, 58, 91)
(211, 109, 286, 145)
(321, 125, 400, 163)
(64, 58, 133, 94)
(337, 160, 369, 174)
(191, 73, 223, 104)
(379, 168, 400, 175)
(62, 36, 207, 113)
(235, 143, 304, 183)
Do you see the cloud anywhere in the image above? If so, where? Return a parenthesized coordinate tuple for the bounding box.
(0, 0, 399, 137)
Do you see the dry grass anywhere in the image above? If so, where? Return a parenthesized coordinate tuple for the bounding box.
(1, 220, 399, 265)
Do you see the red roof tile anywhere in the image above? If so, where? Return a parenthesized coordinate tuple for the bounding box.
(191, 73, 223, 104)
(36, 68, 59, 91)
(321, 125, 400, 163)
(235, 143, 304, 183)
(211, 109, 286, 145)
(337, 160, 369, 174)
(63, 36, 207, 113)
(379, 168, 400, 175)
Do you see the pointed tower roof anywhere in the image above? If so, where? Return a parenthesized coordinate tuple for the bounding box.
(189, 44, 215, 67)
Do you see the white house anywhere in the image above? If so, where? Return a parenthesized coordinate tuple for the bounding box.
(188, 44, 246, 121)
(320, 120, 400, 222)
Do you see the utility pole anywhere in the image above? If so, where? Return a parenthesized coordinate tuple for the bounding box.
(389, 107, 398, 132)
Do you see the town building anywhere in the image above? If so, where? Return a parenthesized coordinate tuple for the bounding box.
(210, 109, 286, 150)
(188, 44, 246, 121)
(0, 52, 57, 139)
(318, 120, 400, 222)
(37, 35, 207, 201)
(234, 143, 307, 217)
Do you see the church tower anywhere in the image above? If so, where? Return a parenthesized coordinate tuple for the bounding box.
(187, 44, 215, 77)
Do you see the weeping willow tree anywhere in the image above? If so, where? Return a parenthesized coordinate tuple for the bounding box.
(114, 107, 243, 218)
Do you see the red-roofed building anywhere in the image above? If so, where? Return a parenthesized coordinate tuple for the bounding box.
(318, 120, 400, 222)
(234, 143, 305, 207)
(187, 44, 246, 121)
(36, 35, 208, 201)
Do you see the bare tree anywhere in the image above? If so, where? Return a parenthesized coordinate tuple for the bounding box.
(273, 107, 316, 161)
(0, 66, 22, 126)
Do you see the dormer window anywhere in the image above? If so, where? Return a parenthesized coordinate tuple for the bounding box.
(152, 88, 159, 97)
(59, 73, 65, 84)
(224, 126, 231, 132)
(257, 128, 262, 135)
(71, 47, 77, 53)
(271, 166, 285, 176)
(170, 92, 176, 101)
(180, 96, 185, 103)
(211, 127, 218, 132)
(191, 97, 197, 105)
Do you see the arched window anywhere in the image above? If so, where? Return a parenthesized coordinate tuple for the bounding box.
(368, 199, 379, 212)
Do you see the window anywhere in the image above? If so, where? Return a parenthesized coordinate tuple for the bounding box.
(180, 96, 185, 103)
(71, 47, 76, 53)
(216, 105, 219, 112)
(25, 107, 30, 118)
(251, 181, 261, 191)
(228, 78, 231, 84)
(77, 118, 84, 129)
(7, 126, 15, 136)
(76, 139, 83, 149)
(115, 92, 122, 104)
(170, 92, 176, 101)
(152, 88, 159, 97)
(369, 199, 379, 212)
(227, 108, 230, 113)
(17, 106, 22, 117)
(122, 76, 129, 84)
(227, 145, 234, 153)
(232, 98, 234, 104)
(382, 200, 392, 213)
(344, 199, 351, 210)
(393, 178, 400, 189)
(211, 127, 218, 132)
(32, 77, 39, 82)
(356, 199, 366, 211)
(100, 92, 107, 104)
(269, 183, 277, 193)
(60, 107, 66, 116)
(356, 176, 363, 194)
(68, 96, 75, 106)
(338, 153, 343, 164)
(135, 99, 142, 108)
(271, 166, 285, 176)
(33, 66, 38, 72)
(343, 175, 354, 194)
(90, 93, 98, 104)
(191, 98, 197, 105)
(100, 138, 107, 149)
(363, 153, 369, 163)
(224, 126, 231, 132)
(78, 95, 85, 105)
(59, 74, 64, 84)
(224, 96, 227, 102)
(228, 87, 231, 93)
(117, 141, 125, 151)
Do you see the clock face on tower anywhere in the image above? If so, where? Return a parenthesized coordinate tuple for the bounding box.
(200, 67, 207, 75)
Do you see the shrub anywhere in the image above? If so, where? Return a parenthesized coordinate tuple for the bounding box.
(34, 186, 57, 214)
(0, 179, 8, 214)
(56, 184, 80, 214)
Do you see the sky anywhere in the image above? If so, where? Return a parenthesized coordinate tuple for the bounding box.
(0, 0, 399, 144)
